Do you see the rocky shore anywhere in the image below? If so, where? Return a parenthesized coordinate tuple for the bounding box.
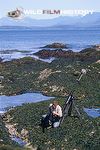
(0, 42, 100, 149)
(34, 43, 100, 62)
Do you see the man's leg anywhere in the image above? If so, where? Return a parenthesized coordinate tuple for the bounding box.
(52, 116, 60, 128)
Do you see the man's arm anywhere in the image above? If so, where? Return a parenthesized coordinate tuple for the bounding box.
(53, 106, 62, 117)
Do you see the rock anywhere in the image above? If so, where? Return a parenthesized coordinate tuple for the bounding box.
(43, 43, 68, 49)
(80, 48, 96, 53)
(5, 124, 17, 136)
(80, 45, 100, 53)
(35, 46, 100, 63)
(50, 85, 59, 92)
(0, 139, 3, 142)
(38, 68, 52, 81)
(79, 47, 100, 62)
(93, 44, 100, 51)
(34, 49, 74, 59)
(21, 129, 28, 137)
(73, 71, 80, 76)
(49, 85, 64, 92)
(64, 138, 67, 142)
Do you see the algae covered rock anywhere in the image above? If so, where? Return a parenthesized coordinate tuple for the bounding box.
(43, 43, 68, 49)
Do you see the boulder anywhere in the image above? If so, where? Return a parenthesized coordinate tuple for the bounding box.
(80, 48, 96, 53)
(43, 43, 68, 49)
(73, 71, 80, 76)
(21, 129, 28, 137)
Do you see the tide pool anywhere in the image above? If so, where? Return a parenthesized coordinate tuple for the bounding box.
(0, 92, 54, 113)
(84, 108, 100, 118)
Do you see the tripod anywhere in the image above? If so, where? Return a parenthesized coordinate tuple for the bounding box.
(59, 92, 81, 126)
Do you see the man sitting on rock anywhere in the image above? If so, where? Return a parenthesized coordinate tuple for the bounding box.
(49, 101, 62, 127)
(41, 101, 62, 130)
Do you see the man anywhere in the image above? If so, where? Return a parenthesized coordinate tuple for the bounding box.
(41, 101, 62, 131)
(49, 101, 62, 127)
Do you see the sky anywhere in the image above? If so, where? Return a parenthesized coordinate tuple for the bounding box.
(0, 0, 100, 19)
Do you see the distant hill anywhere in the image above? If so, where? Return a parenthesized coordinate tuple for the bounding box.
(0, 12, 100, 27)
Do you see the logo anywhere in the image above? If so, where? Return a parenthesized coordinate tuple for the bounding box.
(7, 8, 94, 19)
(7, 8, 23, 19)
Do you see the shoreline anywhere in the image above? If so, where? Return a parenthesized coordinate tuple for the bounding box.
(0, 43, 100, 63)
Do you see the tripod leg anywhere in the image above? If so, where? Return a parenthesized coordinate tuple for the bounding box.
(59, 114, 65, 126)
(59, 102, 72, 126)
(73, 101, 81, 117)
(42, 126, 45, 133)
(73, 101, 82, 124)
(68, 102, 73, 116)
(77, 74, 83, 81)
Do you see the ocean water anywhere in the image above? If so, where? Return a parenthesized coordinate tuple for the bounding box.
(0, 28, 100, 61)
(0, 92, 54, 113)
(0, 28, 100, 51)
(84, 108, 100, 118)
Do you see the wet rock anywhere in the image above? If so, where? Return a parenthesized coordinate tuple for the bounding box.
(80, 45, 100, 53)
(79, 47, 100, 62)
(79, 48, 96, 53)
(43, 43, 68, 49)
(34, 49, 74, 59)
(35, 47, 100, 63)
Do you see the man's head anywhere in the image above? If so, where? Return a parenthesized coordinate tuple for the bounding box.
(52, 101, 58, 108)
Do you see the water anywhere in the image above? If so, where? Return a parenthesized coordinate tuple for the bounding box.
(1, 51, 55, 63)
(0, 92, 54, 113)
(84, 108, 100, 118)
(0, 28, 100, 61)
(12, 137, 27, 147)
(0, 28, 100, 51)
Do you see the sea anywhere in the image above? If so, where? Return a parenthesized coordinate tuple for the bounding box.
(0, 27, 100, 61)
